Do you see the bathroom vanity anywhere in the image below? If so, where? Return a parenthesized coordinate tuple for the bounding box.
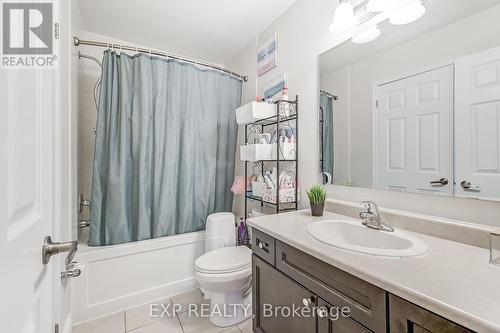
(248, 209, 500, 333)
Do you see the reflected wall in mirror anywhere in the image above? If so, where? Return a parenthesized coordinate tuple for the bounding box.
(319, 0, 500, 201)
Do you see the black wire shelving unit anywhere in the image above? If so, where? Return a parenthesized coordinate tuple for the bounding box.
(244, 96, 299, 219)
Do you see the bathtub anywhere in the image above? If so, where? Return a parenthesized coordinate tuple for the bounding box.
(72, 231, 205, 324)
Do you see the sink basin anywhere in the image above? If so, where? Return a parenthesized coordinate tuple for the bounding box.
(306, 220, 428, 258)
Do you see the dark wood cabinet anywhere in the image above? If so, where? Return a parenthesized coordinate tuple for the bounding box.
(275, 240, 387, 332)
(389, 295, 474, 333)
(251, 229, 476, 333)
(252, 254, 317, 333)
(317, 299, 372, 333)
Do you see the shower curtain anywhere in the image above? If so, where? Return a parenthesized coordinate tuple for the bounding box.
(89, 50, 242, 246)
(320, 94, 334, 179)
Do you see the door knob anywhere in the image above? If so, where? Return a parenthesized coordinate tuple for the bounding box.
(430, 178, 449, 186)
(461, 181, 480, 192)
(42, 236, 78, 265)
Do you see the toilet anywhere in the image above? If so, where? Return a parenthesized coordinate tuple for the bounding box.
(195, 212, 252, 327)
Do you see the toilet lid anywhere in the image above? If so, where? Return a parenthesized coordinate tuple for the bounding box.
(195, 246, 252, 274)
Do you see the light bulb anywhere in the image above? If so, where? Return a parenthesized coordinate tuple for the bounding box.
(352, 25, 381, 44)
(388, 1, 426, 25)
(329, 1, 359, 33)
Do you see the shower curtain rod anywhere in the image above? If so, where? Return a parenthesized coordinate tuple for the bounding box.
(73, 37, 249, 82)
(320, 90, 338, 100)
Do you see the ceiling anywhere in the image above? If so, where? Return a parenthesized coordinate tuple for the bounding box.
(77, 0, 296, 65)
(320, 0, 500, 75)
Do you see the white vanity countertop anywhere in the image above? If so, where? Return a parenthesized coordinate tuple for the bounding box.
(247, 210, 500, 333)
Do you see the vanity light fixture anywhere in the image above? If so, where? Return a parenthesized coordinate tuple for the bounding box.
(329, 0, 427, 43)
(329, 0, 359, 33)
(388, 0, 426, 25)
(352, 25, 381, 44)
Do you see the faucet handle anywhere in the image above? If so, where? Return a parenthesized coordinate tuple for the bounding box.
(361, 201, 378, 213)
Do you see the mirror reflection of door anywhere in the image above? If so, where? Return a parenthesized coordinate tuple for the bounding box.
(455, 46, 500, 200)
(320, 91, 336, 184)
(375, 65, 454, 196)
(318, 1, 500, 201)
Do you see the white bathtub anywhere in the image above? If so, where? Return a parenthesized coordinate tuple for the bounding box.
(72, 231, 205, 324)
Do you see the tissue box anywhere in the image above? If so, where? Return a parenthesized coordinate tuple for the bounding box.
(236, 101, 276, 125)
(240, 144, 273, 161)
(251, 181, 267, 197)
(271, 142, 296, 160)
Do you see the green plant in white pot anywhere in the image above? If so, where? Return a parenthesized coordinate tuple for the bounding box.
(307, 185, 326, 217)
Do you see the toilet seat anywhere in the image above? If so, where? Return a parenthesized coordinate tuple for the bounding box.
(195, 246, 252, 274)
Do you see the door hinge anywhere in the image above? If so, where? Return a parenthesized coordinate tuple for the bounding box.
(54, 23, 60, 40)
(54, 323, 59, 333)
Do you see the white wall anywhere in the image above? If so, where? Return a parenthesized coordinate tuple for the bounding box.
(227, 0, 500, 227)
(228, 0, 345, 217)
(321, 5, 500, 188)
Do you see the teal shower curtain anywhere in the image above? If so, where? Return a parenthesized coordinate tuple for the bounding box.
(320, 94, 334, 179)
(89, 50, 242, 246)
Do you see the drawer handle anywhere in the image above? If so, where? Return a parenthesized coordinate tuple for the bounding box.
(302, 296, 314, 307)
(256, 239, 269, 252)
(316, 307, 328, 318)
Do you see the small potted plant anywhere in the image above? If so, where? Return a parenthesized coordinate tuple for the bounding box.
(307, 185, 327, 217)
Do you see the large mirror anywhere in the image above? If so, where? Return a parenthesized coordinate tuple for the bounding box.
(319, 0, 500, 201)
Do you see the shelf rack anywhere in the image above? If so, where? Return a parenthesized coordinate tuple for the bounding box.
(244, 96, 299, 219)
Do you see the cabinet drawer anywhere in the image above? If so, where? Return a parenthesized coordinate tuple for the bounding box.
(275, 240, 387, 333)
(318, 299, 372, 333)
(252, 254, 317, 333)
(389, 294, 475, 333)
(252, 228, 275, 265)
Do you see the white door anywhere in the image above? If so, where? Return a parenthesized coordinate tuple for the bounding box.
(455, 46, 500, 201)
(0, 3, 64, 333)
(375, 65, 454, 195)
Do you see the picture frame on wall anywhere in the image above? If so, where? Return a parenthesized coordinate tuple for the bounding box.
(257, 33, 278, 76)
(264, 72, 287, 100)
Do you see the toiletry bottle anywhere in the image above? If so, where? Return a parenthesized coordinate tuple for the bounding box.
(238, 218, 248, 245)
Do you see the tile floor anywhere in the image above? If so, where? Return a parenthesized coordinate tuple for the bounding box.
(72, 289, 253, 333)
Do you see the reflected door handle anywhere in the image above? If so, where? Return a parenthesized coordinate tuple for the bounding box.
(461, 181, 480, 192)
(430, 178, 449, 186)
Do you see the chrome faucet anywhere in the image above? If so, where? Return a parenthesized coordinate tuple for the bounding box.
(359, 201, 394, 232)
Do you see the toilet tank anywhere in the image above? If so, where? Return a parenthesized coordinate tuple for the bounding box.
(205, 212, 236, 252)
